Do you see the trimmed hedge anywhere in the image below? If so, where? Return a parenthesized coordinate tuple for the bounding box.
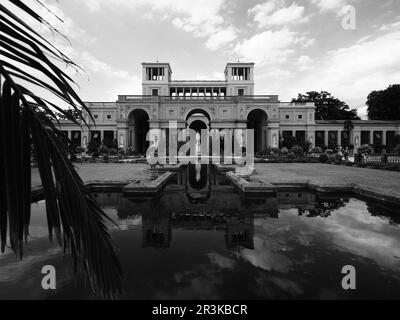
(319, 154, 329, 163)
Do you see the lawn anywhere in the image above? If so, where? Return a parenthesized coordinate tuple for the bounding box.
(253, 163, 400, 200)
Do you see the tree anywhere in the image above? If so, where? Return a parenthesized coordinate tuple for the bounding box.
(343, 119, 354, 147)
(343, 119, 354, 133)
(366, 84, 400, 120)
(0, 1, 122, 298)
(292, 91, 360, 120)
(57, 107, 82, 120)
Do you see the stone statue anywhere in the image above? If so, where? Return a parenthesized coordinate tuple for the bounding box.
(272, 134, 278, 148)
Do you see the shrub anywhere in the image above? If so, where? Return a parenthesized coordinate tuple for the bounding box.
(87, 140, 100, 155)
(301, 141, 312, 153)
(270, 147, 280, 154)
(74, 146, 85, 154)
(319, 154, 329, 163)
(395, 144, 400, 155)
(334, 154, 343, 164)
(358, 144, 373, 155)
(99, 144, 109, 155)
(291, 145, 304, 157)
(311, 147, 323, 154)
(108, 148, 117, 156)
(266, 153, 279, 160)
(326, 149, 334, 155)
(281, 136, 297, 149)
(384, 164, 400, 171)
(354, 153, 363, 163)
(280, 147, 289, 155)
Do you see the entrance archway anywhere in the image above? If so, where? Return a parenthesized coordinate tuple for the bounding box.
(189, 119, 207, 132)
(185, 108, 211, 123)
(128, 109, 149, 155)
(247, 109, 268, 154)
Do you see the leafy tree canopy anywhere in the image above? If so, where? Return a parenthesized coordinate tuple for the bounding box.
(57, 107, 82, 120)
(366, 84, 400, 120)
(292, 91, 360, 120)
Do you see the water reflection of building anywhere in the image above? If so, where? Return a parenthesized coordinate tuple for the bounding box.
(185, 164, 211, 203)
(277, 192, 316, 210)
(225, 217, 254, 250)
(142, 215, 171, 249)
(93, 188, 350, 250)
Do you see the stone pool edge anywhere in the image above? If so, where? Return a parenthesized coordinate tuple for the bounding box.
(225, 171, 400, 206)
(31, 170, 400, 206)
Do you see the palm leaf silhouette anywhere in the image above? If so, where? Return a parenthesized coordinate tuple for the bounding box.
(0, 0, 123, 298)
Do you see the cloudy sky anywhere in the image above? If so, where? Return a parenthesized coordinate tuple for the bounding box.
(27, 0, 400, 118)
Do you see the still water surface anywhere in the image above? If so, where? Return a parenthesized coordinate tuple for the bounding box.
(1, 166, 400, 299)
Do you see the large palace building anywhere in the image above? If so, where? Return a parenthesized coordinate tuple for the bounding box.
(59, 62, 400, 154)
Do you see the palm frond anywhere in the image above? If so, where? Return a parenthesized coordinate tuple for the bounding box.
(0, 0, 123, 298)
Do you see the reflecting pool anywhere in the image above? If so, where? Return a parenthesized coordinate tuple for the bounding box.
(1, 166, 400, 299)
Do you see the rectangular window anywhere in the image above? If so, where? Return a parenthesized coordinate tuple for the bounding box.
(328, 131, 338, 149)
(152, 89, 159, 96)
(295, 131, 306, 145)
(373, 131, 383, 146)
(285, 114, 290, 120)
(71, 131, 81, 148)
(373, 131, 383, 153)
(238, 89, 244, 96)
(341, 131, 350, 147)
(93, 114, 99, 120)
(282, 131, 293, 139)
(103, 131, 114, 148)
(91, 131, 101, 144)
(298, 114, 303, 120)
(361, 131, 370, 145)
(315, 131, 325, 147)
(386, 131, 396, 150)
(106, 114, 112, 120)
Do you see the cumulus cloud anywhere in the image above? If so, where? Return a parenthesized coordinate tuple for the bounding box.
(205, 26, 238, 51)
(297, 55, 313, 71)
(311, 0, 348, 11)
(311, 0, 354, 16)
(283, 28, 400, 115)
(233, 28, 298, 65)
(78, 0, 237, 51)
(249, 1, 309, 27)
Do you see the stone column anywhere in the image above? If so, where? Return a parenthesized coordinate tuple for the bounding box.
(324, 131, 329, 147)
